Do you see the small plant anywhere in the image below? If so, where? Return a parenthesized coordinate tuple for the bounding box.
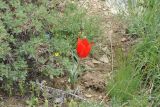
(43, 99, 48, 107)
(68, 61, 79, 89)
(68, 36, 93, 89)
(79, 101, 105, 107)
(26, 97, 39, 107)
(68, 100, 105, 107)
(69, 99, 78, 107)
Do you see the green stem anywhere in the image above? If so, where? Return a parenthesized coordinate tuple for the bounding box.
(71, 58, 80, 89)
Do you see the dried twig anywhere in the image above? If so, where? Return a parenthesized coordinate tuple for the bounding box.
(36, 81, 87, 101)
(109, 30, 114, 72)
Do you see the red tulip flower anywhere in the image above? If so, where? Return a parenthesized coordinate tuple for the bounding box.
(76, 37, 93, 58)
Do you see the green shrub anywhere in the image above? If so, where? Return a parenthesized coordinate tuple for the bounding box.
(0, 0, 100, 94)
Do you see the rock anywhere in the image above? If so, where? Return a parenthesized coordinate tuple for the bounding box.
(99, 55, 109, 63)
(105, 0, 131, 14)
(85, 61, 95, 68)
(102, 46, 110, 54)
(92, 59, 101, 64)
(121, 37, 128, 42)
(98, 95, 103, 100)
(102, 47, 108, 52)
(85, 94, 93, 98)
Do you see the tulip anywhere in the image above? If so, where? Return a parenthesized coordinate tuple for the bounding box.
(76, 37, 93, 58)
(69, 37, 93, 89)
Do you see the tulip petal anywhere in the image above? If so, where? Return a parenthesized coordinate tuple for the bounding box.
(76, 38, 92, 58)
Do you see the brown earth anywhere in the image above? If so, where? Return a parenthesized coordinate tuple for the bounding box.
(76, 0, 126, 104)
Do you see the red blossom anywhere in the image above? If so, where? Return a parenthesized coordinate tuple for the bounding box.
(76, 37, 93, 58)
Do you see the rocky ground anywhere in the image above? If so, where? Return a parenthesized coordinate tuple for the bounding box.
(75, 0, 130, 106)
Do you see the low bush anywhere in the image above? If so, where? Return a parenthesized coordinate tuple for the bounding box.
(0, 0, 100, 95)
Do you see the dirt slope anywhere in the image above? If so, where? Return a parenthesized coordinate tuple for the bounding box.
(77, 0, 128, 105)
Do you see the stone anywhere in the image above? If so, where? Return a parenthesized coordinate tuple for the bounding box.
(99, 55, 109, 63)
